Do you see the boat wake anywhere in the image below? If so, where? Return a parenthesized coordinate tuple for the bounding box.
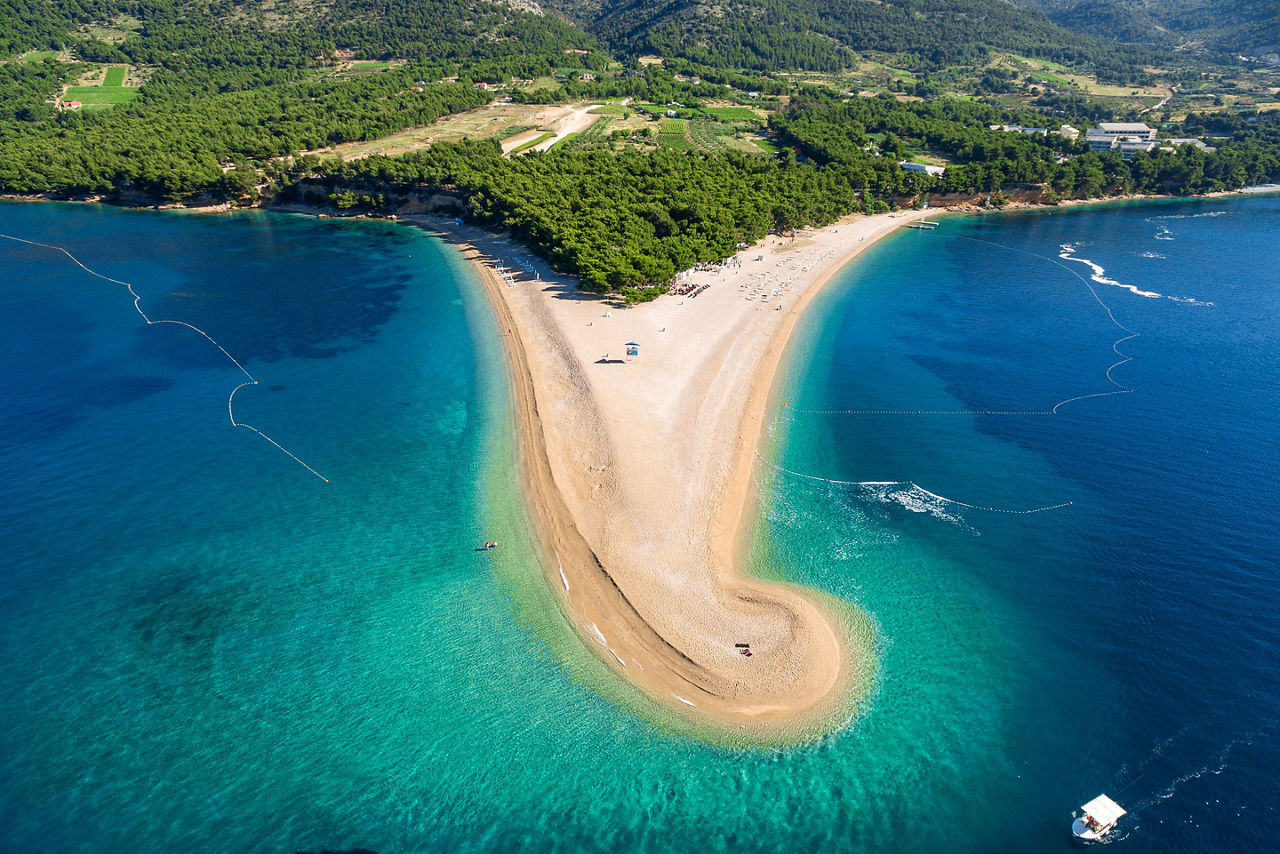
(1058, 243, 1163, 298)
(1098, 720, 1278, 842)
(1146, 209, 1230, 243)
(1130, 723, 1276, 813)
(1060, 243, 1213, 305)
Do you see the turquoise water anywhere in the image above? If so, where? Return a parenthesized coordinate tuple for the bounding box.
(1, 197, 1277, 852)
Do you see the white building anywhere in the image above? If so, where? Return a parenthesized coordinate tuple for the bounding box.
(1089, 122, 1157, 141)
(898, 161, 945, 177)
(1116, 139, 1157, 157)
(1086, 122, 1157, 152)
(990, 124, 1048, 135)
(1160, 138, 1217, 153)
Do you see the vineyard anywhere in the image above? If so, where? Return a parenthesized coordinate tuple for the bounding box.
(654, 115, 743, 153)
(688, 117, 728, 152)
(577, 117, 612, 142)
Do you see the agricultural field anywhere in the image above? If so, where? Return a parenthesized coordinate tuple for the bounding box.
(348, 61, 397, 74)
(61, 64, 141, 110)
(703, 107, 764, 122)
(656, 132, 696, 150)
(311, 102, 573, 159)
(576, 117, 612, 142)
(519, 76, 560, 92)
(647, 111, 773, 155)
(1002, 54, 1171, 100)
(688, 116, 728, 152)
(63, 85, 138, 103)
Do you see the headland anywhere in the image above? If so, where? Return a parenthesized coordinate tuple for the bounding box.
(423, 207, 938, 744)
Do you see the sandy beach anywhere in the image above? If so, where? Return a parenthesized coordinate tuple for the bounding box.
(424, 207, 939, 743)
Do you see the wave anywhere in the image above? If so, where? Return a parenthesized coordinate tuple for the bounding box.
(1059, 244, 1163, 299)
(860, 482, 968, 527)
(1139, 251, 1166, 259)
(1147, 210, 1230, 221)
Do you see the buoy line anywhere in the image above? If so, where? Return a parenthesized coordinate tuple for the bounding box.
(781, 235, 1138, 418)
(2, 232, 329, 482)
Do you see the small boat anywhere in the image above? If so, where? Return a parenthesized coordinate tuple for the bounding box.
(1072, 794, 1126, 842)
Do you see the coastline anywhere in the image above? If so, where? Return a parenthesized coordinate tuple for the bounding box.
(10, 186, 1273, 746)
(419, 207, 937, 745)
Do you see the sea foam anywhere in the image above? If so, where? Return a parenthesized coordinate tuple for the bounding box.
(1059, 243, 1163, 299)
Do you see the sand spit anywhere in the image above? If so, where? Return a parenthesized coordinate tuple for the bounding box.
(422, 208, 938, 743)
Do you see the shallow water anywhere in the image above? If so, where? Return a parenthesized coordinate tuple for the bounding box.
(1, 197, 1277, 852)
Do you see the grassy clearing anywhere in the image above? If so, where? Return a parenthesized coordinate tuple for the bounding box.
(1004, 53, 1169, 99)
(1009, 54, 1072, 74)
(79, 16, 141, 44)
(721, 136, 771, 155)
(20, 51, 61, 62)
(1030, 70, 1072, 87)
(316, 103, 573, 159)
(590, 104, 631, 115)
(64, 85, 139, 105)
(102, 66, 126, 86)
(704, 107, 761, 122)
(863, 61, 917, 84)
(521, 76, 559, 91)
(511, 132, 555, 154)
(493, 124, 535, 140)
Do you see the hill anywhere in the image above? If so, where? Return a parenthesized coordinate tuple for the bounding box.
(1020, 0, 1280, 53)
(541, 0, 1161, 82)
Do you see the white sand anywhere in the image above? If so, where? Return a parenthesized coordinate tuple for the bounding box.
(425, 207, 937, 742)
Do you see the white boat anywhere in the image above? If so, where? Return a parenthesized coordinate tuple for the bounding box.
(1072, 793, 1127, 841)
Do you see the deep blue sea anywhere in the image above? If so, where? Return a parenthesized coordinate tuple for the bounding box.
(1, 196, 1277, 852)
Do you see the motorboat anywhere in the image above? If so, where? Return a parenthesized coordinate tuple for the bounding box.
(1072, 793, 1126, 841)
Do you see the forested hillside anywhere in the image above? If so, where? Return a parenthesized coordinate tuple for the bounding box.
(0, 0, 602, 195)
(3, 0, 1278, 301)
(542, 0, 1160, 81)
(1021, 0, 1280, 52)
(290, 96, 1280, 299)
